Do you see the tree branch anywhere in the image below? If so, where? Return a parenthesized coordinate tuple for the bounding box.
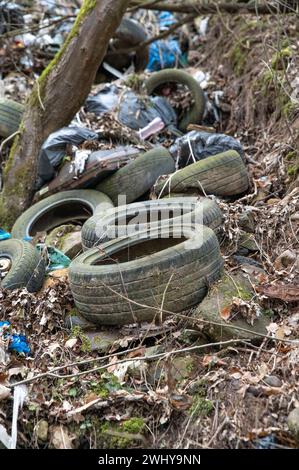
(129, 0, 297, 15)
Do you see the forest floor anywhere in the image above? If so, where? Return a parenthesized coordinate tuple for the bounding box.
(0, 7, 299, 449)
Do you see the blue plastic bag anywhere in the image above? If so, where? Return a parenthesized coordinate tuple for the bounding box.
(147, 40, 184, 72)
(0, 229, 11, 241)
(158, 11, 177, 30)
(0, 321, 30, 355)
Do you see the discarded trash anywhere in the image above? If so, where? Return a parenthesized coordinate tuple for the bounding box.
(138, 117, 165, 140)
(85, 84, 119, 116)
(37, 245, 71, 272)
(69, 224, 223, 325)
(34, 147, 141, 200)
(170, 130, 244, 168)
(0, 321, 30, 355)
(100, 17, 149, 79)
(0, 239, 46, 292)
(146, 11, 186, 72)
(37, 126, 98, 187)
(147, 40, 185, 72)
(253, 434, 277, 449)
(157, 11, 177, 30)
(0, 228, 11, 241)
(118, 90, 177, 131)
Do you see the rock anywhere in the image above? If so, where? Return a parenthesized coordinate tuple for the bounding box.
(191, 272, 270, 341)
(35, 420, 48, 442)
(287, 407, 299, 440)
(84, 330, 121, 352)
(239, 206, 256, 233)
(45, 224, 82, 259)
(236, 231, 259, 255)
(264, 375, 282, 388)
(171, 355, 198, 382)
(65, 310, 96, 331)
(58, 231, 82, 259)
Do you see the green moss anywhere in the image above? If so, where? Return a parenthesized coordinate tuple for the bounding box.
(288, 162, 299, 177)
(68, 308, 80, 317)
(124, 74, 144, 93)
(71, 326, 92, 353)
(281, 99, 297, 118)
(271, 47, 292, 69)
(89, 373, 123, 398)
(100, 417, 145, 448)
(122, 418, 145, 434)
(189, 396, 213, 418)
(285, 151, 297, 161)
(230, 42, 248, 76)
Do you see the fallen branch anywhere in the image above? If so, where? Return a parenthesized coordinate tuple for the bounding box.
(129, 0, 297, 15)
(10, 338, 250, 387)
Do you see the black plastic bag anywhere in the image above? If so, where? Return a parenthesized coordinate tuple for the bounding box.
(85, 84, 120, 115)
(37, 126, 97, 188)
(170, 130, 244, 167)
(118, 90, 177, 130)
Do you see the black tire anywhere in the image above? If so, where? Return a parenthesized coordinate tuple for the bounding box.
(154, 150, 249, 198)
(145, 69, 205, 132)
(69, 224, 223, 326)
(11, 190, 114, 240)
(96, 147, 175, 205)
(0, 99, 24, 138)
(0, 239, 46, 292)
(96, 18, 149, 82)
(108, 17, 149, 72)
(81, 197, 223, 249)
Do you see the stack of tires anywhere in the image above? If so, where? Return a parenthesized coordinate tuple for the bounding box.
(1, 66, 249, 323)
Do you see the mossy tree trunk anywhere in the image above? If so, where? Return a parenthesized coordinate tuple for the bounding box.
(0, 0, 130, 229)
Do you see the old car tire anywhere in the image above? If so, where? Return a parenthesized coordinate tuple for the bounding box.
(0, 99, 24, 138)
(96, 147, 175, 205)
(0, 239, 46, 292)
(81, 197, 223, 249)
(154, 150, 249, 198)
(145, 69, 205, 132)
(69, 224, 223, 325)
(11, 190, 114, 240)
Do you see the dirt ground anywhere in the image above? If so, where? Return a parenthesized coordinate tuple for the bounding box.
(0, 9, 299, 449)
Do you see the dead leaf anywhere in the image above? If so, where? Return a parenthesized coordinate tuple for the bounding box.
(256, 283, 299, 301)
(220, 305, 232, 321)
(50, 425, 74, 449)
(65, 338, 77, 349)
(0, 384, 11, 401)
(169, 393, 192, 410)
(202, 355, 227, 367)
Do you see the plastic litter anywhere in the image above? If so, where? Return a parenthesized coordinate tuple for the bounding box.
(146, 11, 187, 71)
(138, 117, 165, 140)
(147, 40, 186, 72)
(85, 84, 120, 116)
(0, 229, 11, 241)
(37, 126, 98, 188)
(170, 130, 244, 168)
(0, 321, 30, 355)
(70, 148, 91, 176)
(118, 90, 177, 130)
(253, 435, 277, 449)
(37, 245, 71, 272)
